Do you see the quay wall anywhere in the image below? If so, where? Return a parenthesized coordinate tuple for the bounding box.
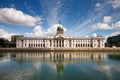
(0, 48, 120, 52)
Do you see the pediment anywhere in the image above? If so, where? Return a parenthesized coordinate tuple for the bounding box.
(55, 36, 65, 40)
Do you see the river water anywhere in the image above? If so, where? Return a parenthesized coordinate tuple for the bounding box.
(0, 52, 120, 80)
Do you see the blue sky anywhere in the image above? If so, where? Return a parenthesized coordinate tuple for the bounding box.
(0, 0, 120, 40)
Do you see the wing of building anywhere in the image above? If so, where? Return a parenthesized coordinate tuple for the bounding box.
(16, 23, 105, 48)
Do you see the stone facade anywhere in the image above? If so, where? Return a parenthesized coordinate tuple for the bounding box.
(16, 25, 105, 48)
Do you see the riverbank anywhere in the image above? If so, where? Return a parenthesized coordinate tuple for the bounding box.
(0, 47, 120, 52)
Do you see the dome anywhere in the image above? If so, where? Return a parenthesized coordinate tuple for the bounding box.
(56, 24, 64, 36)
(57, 26, 64, 31)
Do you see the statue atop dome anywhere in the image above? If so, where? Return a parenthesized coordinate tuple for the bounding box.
(56, 21, 64, 36)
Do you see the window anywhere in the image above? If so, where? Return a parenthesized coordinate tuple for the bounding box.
(86, 44, 87, 47)
(36, 44, 37, 47)
(83, 44, 85, 47)
(41, 44, 42, 47)
(29, 44, 30, 47)
(78, 44, 80, 47)
(76, 44, 77, 47)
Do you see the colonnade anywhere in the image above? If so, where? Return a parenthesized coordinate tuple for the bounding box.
(54, 40, 64, 47)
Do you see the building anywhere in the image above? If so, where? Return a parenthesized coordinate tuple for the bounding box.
(16, 24, 105, 48)
(11, 35, 24, 42)
(11, 35, 24, 47)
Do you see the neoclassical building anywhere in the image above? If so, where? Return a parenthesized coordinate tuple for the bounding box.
(16, 24, 105, 48)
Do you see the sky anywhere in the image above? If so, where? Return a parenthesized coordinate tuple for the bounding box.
(0, 0, 120, 40)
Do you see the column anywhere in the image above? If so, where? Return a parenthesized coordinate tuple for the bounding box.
(64, 40, 65, 48)
(62, 40, 63, 47)
(60, 40, 62, 47)
(58, 40, 59, 47)
(55, 40, 56, 48)
(55, 40, 56, 47)
(59, 40, 60, 47)
(85, 41, 86, 47)
(51, 40, 52, 47)
(56, 40, 57, 47)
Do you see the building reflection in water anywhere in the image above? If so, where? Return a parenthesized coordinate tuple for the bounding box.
(0, 52, 107, 68)
(1, 52, 120, 80)
(10, 52, 106, 62)
(6, 52, 106, 79)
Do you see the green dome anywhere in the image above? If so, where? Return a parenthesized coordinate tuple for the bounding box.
(57, 26, 63, 31)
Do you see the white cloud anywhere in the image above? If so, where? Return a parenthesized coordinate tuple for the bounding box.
(109, 31, 120, 37)
(93, 16, 112, 30)
(93, 23, 112, 30)
(25, 24, 67, 37)
(103, 16, 112, 23)
(104, 21, 120, 37)
(0, 8, 41, 26)
(0, 28, 16, 40)
(33, 62, 41, 69)
(97, 65, 113, 80)
(112, 21, 120, 30)
(95, 3, 102, 10)
(109, 0, 120, 9)
(85, 35, 89, 38)
(33, 25, 44, 37)
(92, 33, 97, 37)
(93, 15, 120, 30)
(95, 3, 101, 7)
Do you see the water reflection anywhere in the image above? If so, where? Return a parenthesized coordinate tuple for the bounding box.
(10, 52, 106, 62)
(108, 54, 120, 60)
(0, 52, 120, 80)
